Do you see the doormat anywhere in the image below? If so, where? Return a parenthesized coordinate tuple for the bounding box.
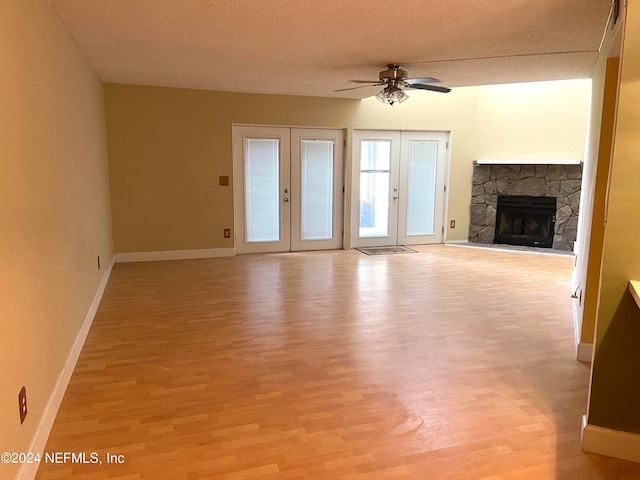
(355, 246, 418, 255)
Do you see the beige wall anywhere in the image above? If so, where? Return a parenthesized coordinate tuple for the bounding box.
(588, 1, 640, 431)
(474, 80, 591, 160)
(104, 85, 361, 252)
(0, 1, 113, 476)
(106, 81, 590, 250)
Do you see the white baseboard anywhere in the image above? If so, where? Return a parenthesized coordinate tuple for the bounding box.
(576, 342, 594, 363)
(114, 248, 235, 263)
(17, 256, 115, 480)
(444, 240, 469, 244)
(582, 416, 640, 463)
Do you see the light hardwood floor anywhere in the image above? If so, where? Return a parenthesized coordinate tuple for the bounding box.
(36, 245, 640, 479)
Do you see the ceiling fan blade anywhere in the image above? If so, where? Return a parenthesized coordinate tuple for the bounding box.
(404, 77, 440, 85)
(350, 80, 385, 84)
(334, 83, 383, 92)
(407, 83, 451, 93)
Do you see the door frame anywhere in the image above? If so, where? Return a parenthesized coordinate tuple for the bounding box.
(349, 129, 450, 248)
(232, 124, 346, 254)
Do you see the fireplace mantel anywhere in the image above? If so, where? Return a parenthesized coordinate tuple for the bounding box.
(474, 159, 582, 166)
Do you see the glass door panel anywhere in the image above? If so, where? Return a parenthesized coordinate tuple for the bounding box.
(244, 138, 280, 242)
(406, 140, 437, 236)
(300, 139, 334, 240)
(359, 171, 390, 237)
(359, 140, 391, 238)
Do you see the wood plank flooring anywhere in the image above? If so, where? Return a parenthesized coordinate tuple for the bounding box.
(36, 245, 640, 479)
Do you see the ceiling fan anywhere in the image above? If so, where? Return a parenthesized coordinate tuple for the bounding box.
(335, 64, 451, 105)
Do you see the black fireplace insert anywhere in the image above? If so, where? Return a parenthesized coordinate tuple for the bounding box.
(494, 196, 556, 248)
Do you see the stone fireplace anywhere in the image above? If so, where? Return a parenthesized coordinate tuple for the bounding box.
(468, 162, 582, 250)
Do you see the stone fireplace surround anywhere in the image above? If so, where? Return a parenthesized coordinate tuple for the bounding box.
(468, 162, 582, 251)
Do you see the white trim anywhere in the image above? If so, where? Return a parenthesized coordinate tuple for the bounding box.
(582, 418, 640, 463)
(17, 256, 115, 480)
(444, 242, 574, 257)
(577, 342, 594, 363)
(474, 159, 582, 165)
(114, 248, 234, 263)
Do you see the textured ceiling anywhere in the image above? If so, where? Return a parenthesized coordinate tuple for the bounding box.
(48, 0, 615, 99)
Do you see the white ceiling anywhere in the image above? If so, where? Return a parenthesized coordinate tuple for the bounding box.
(48, 0, 615, 99)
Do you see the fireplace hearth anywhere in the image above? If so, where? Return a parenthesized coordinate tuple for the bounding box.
(494, 196, 556, 248)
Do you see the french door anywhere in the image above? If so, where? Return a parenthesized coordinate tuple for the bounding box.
(233, 126, 344, 254)
(351, 130, 447, 247)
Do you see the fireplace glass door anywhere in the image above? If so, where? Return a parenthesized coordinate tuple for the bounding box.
(494, 196, 556, 248)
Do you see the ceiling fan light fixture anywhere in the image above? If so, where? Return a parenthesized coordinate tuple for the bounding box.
(375, 88, 389, 104)
(375, 85, 408, 106)
(391, 86, 409, 104)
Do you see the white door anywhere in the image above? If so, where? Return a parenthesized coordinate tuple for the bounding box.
(351, 131, 401, 247)
(397, 131, 448, 245)
(291, 129, 344, 251)
(233, 126, 344, 254)
(351, 130, 447, 248)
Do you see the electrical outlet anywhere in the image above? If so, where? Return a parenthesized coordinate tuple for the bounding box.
(18, 386, 27, 424)
(450, 220, 456, 229)
(223, 228, 231, 238)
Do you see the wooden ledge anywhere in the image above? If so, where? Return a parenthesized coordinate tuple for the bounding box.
(629, 280, 640, 308)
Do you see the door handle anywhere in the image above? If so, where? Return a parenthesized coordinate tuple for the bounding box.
(393, 195, 399, 200)
(284, 197, 289, 203)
